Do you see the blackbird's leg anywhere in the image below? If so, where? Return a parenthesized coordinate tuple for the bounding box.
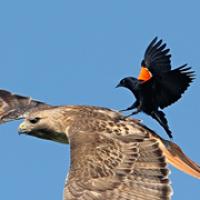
(129, 102, 142, 115)
(131, 109, 141, 115)
(119, 101, 142, 120)
(119, 101, 139, 112)
(121, 108, 142, 120)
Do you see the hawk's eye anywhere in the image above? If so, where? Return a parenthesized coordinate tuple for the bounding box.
(29, 117, 40, 124)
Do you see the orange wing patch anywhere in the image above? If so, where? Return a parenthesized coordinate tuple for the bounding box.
(138, 66, 152, 81)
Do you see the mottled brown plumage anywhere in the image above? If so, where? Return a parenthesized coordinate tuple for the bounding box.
(0, 89, 200, 200)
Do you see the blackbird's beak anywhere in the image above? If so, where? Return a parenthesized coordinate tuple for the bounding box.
(115, 83, 122, 88)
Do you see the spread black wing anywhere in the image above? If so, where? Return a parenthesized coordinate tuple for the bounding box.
(142, 37, 171, 75)
(143, 64, 195, 109)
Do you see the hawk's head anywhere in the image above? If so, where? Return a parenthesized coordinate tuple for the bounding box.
(18, 108, 69, 144)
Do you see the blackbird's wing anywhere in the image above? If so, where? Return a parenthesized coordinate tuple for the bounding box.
(143, 64, 195, 109)
(141, 37, 171, 76)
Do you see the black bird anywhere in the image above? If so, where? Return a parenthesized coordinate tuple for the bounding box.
(116, 37, 195, 139)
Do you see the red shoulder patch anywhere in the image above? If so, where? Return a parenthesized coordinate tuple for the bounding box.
(138, 66, 152, 81)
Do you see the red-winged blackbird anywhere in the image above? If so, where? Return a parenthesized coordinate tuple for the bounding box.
(116, 37, 195, 139)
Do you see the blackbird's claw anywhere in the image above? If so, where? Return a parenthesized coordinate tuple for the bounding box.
(118, 114, 132, 120)
(119, 109, 128, 112)
(131, 110, 140, 115)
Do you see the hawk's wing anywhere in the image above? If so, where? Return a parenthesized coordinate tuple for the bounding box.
(64, 118, 172, 200)
(0, 89, 51, 123)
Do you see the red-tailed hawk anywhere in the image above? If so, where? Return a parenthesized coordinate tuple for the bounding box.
(0, 89, 199, 200)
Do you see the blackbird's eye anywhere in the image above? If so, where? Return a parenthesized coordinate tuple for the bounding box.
(29, 117, 41, 124)
(120, 79, 127, 86)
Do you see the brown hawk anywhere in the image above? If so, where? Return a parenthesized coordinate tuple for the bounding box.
(0, 89, 199, 200)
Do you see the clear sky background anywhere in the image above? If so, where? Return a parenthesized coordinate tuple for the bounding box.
(0, 1, 199, 199)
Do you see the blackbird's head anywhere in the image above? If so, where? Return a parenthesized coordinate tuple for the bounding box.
(116, 77, 139, 91)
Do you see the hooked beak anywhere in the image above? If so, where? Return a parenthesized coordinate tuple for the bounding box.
(18, 122, 28, 134)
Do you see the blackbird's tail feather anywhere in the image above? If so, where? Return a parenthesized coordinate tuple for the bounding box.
(151, 110, 172, 139)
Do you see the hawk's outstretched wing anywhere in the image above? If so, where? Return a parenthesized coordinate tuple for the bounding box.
(63, 109, 200, 200)
(0, 89, 51, 123)
(65, 120, 172, 200)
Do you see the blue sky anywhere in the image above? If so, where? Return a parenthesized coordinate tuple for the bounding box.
(0, 1, 199, 199)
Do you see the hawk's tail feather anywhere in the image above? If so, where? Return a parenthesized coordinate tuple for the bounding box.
(160, 139, 200, 179)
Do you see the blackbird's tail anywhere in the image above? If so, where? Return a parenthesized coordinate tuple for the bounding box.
(151, 110, 173, 139)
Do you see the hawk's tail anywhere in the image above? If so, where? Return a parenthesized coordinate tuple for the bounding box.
(160, 139, 200, 179)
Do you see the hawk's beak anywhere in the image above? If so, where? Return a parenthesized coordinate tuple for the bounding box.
(18, 122, 27, 134)
(115, 83, 122, 88)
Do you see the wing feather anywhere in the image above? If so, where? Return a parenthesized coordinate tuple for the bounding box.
(64, 117, 172, 200)
(0, 89, 51, 123)
(143, 64, 195, 109)
(142, 37, 171, 75)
